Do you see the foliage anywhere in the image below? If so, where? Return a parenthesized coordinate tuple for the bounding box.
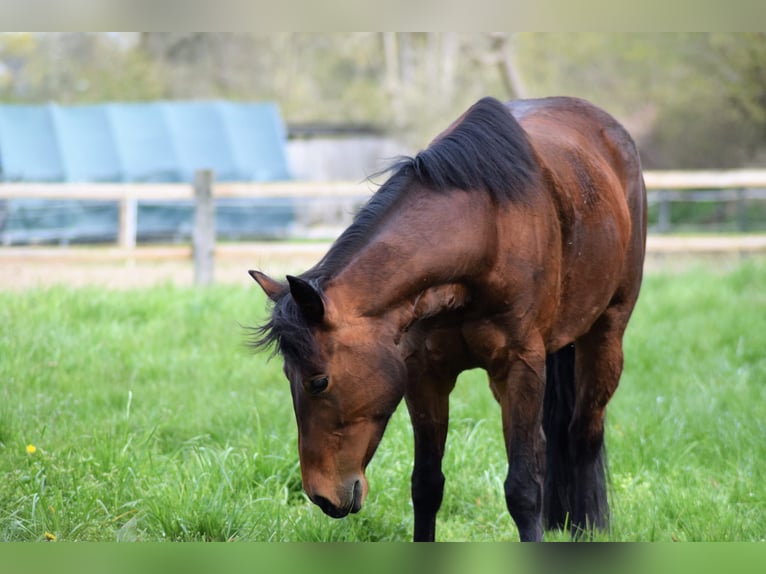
(0, 261, 765, 541)
(0, 33, 764, 167)
(0, 33, 165, 103)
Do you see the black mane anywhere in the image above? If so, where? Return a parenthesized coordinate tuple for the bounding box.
(311, 96, 538, 284)
(406, 96, 538, 202)
(250, 97, 539, 362)
(248, 282, 321, 367)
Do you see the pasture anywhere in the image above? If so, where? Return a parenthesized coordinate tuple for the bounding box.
(0, 259, 764, 542)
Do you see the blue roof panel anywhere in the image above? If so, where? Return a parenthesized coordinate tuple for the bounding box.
(160, 101, 237, 182)
(51, 104, 122, 182)
(0, 104, 65, 182)
(107, 103, 181, 182)
(220, 102, 291, 181)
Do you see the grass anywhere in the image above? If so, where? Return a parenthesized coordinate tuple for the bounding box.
(1, 260, 765, 542)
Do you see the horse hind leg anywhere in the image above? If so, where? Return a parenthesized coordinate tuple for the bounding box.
(568, 306, 632, 536)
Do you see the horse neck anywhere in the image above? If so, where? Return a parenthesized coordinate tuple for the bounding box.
(323, 188, 494, 323)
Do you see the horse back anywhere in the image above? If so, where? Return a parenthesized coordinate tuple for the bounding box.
(509, 97, 643, 211)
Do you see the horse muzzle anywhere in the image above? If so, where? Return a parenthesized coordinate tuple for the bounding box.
(309, 476, 366, 519)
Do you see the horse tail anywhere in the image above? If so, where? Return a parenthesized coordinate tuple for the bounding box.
(542, 343, 609, 531)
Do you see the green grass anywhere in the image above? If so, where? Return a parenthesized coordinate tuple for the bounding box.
(1, 261, 765, 542)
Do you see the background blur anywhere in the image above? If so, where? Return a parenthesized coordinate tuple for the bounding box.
(2, 32, 764, 169)
(1, 32, 765, 279)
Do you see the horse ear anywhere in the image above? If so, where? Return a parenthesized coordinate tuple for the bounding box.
(286, 275, 325, 323)
(248, 270, 284, 302)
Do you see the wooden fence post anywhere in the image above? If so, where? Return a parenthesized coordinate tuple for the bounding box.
(193, 170, 215, 286)
(736, 188, 748, 232)
(118, 197, 137, 249)
(657, 190, 671, 234)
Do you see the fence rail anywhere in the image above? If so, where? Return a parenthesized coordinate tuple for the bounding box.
(3, 170, 764, 198)
(0, 180, 375, 200)
(642, 170, 766, 189)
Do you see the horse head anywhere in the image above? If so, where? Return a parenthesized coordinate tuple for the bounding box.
(250, 270, 406, 518)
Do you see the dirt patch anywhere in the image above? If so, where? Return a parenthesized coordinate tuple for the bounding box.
(0, 245, 327, 291)
(1, 237, 764, 290)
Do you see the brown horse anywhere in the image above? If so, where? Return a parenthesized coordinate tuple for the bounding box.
(249, 96, 646, 541)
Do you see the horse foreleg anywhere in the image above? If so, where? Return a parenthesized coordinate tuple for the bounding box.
(490, 350, 547, 542)
(404, 373, 454, 542)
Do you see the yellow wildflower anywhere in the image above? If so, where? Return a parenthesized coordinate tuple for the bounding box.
(26, 444, 37, 455)
(44, 532, 57, 541)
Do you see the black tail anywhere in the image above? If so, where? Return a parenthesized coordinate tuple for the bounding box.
(542, 343, 609, 533)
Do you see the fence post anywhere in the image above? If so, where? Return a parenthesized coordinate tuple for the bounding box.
(736, 188, 748, 232)
(118, 197, 137, 249)
(193, 170, 215, 286)
(657, 190, 671, 234)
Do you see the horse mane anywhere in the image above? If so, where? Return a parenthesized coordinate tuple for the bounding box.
(309, 96, 538, 283)
(405, 96, 539, 202)
(248, 283, 321, 367)
(250, 96, 539, 362)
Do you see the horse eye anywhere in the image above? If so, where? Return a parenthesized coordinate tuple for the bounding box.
(308, 376, 329, 395)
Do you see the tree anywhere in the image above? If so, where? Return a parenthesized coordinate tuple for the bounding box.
(0, 33, 37, 100)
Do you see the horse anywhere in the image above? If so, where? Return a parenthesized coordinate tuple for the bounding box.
(249, 96, 647, 542)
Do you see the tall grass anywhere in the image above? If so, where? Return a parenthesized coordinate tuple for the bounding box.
(1, 261, 764, 541)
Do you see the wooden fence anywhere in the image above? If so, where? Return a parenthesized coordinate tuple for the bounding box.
(0, 176, 376, 249)
(1, 169, 766, 284)
(643, 170, 766, 233)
